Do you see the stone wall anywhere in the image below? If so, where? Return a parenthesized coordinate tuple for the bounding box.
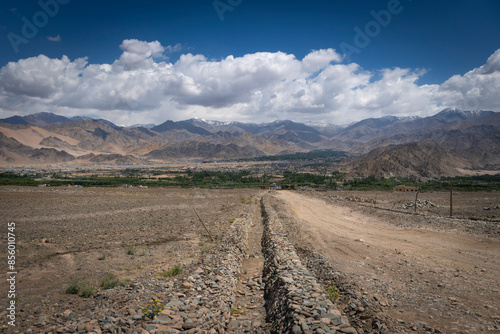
(261, 196, 357, 334)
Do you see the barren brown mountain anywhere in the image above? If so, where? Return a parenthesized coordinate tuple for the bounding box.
(1, 109, 498, 175)
(346, 140, 472, 178)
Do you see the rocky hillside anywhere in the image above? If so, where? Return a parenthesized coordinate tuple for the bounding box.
(0, 109, 498, 174)
(346, 141, 472, 178)
(0, 132, 75, 165)
(147, 141, 266, 161)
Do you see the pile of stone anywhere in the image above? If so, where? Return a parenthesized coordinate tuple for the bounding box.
(345, 196, 376, 204)
(296, 248, 340, 284)
(261, 196, 358, 334)
(401, 200, 437, 209)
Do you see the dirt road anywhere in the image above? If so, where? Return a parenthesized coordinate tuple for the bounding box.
(275, 191, 500, 333)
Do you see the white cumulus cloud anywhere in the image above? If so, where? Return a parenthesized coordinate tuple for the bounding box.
(0, 39, 499, 125)
(438, 49, 500, 110)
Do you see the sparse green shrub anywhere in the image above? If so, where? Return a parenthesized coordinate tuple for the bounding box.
(142, 299, 164, 319)
(65, 278, 81, 295)
(126, 245, 136, 255)
(240, 195, 253, 204)
(324, 281, 339, 303)
(66, 278, 96, 297)
(159, 265, 183, 278)
(79, 285, 97, 298)
(100, 273, 122, 290)
(98, 251, 106, 260)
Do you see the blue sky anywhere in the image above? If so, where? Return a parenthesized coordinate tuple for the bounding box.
(0, 0, 499, 125)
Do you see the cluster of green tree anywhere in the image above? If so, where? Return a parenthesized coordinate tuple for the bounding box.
(0, 172, 159, 187)
(431, 175, 500, 191)
(345, 176, 411, 191)
(0, 171, 264, 188)
(170, 171, 263, 188)
(0, 172, 41, 186)
(282, 171, 338, 189)
(1, 171, 498, 191)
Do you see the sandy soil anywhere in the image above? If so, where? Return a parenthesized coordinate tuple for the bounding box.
(275, 190, 500, 333)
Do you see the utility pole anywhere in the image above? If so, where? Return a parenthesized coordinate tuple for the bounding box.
(450, 178, 453, 217)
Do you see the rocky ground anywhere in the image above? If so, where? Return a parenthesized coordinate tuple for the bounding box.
(0, 186, 499, 333)
(338, 190, 500, 221)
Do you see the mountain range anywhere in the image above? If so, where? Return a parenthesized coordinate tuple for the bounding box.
(1, 109, 499, 178)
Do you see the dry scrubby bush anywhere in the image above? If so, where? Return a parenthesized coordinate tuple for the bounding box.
(98, 250, 107, 260)
(65, 278, 97, 298)
(240, 195, 255, 204)
(160, 265, 183, 278)
(65, 273, 125, 298)
(79, 285, 97, 298)
(126, 245, 136, 255)
(65, 278, 80, 295)
(101, 273, 124, 289)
